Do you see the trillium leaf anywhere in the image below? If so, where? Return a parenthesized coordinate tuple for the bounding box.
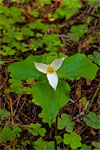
(8, 55, 43, 80)
(63, 132, 81, 149)
(58, 113, 75, 132)
(7, 54, 64, 81)
(32, 80, 70, 126)
(83, 112, 100, 129)
(60, 53, 99, 80)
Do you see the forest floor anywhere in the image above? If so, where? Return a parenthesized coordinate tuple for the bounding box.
(0, 0, 100, 150)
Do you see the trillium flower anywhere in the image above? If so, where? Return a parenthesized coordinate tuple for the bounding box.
(34, 57, 65, 90)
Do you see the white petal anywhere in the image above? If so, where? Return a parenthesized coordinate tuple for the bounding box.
(34, 62, 48, 73)
(50, 57, 65, 71)
(47, 72, 58, 90)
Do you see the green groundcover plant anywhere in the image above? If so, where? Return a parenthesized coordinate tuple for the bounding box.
(1, 52, 98, 150)
(0, 0, 100, 149)
(7, 53, 98, 126)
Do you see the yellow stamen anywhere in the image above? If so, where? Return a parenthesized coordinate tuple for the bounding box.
(47, 65, 55, 74)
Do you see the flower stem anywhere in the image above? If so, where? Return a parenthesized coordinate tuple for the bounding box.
(86, 83, 100, 114)
(55, 115, 58, 150)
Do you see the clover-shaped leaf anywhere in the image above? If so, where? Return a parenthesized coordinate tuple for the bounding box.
(33, 137, 54, 150)
(58, 113, 75, 132)
(67, 24, 88, 42)
(28, 123, 46, 137)
(1, 45, 15, 56)
(0, 109, 10, 120)
(88, 51, 100, 66)
(83, 112, 100, 129)
(5, 78, 24, 95)
(0, 125, 21, 143)
(64, 132, 81, 149)
(55, 136, 62, 144)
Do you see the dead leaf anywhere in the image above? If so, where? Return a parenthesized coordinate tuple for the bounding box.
(76, 84, 81, 99)
(78, 37, 96, 52)
(86, 79, 91, 86)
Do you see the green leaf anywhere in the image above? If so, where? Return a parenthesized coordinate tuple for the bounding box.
(63, 0, 82, 7)
(0, 6, 24, 24)
(21, 0, 31, 4)
(0, 109, 10, 120)
(53, 0, 82, 19)
(0, 125, 14, 143)
(0, 60, 8, 65)
(45, 51, 66, 64)
(5, 78, 24, 95)
(35, 33, 43, 38)
(88, 51, 100, 66)
(1, 45, 15, 56)
(40, 0, 51, 4)
(68, 24, 88, 42)
(29, 11, 39, 17)
(3, 6, 24, 17)
(33, 137, 54, 150)
(80, 144, 91, 150)
(43, 34, 63, 51)
(63, 132, 81, 149)
(21, 140, 31, 146)
(21, 27, 34, 37)
(23, 87, 32, 95)
(58, 113, 75, 132)
(28, 123, 46, 137)
(81, 97, 87, 107)
(28, 20, 49, 32)
(26, 78, 35, 83)
(92, 142, 100, 150)
(60, 53, 99, 80)
(14, 31, 23, 40)
(12, 125, 22, 137)
(83, 112, 100, 129)
(0, 125, 21, 143)
(20, 43, 28, 52)
(32, 80, 70, 126)
(39, 128, 46, 137)
(30, 39, 43, 51)
(88, 0, 99, 5)
(7, 53, 66, 82)
(8, 55, 41, 80)
(55, 136, 62, 144)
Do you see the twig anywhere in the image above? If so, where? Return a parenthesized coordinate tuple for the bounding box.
(10, 98, 14, 125)
(0, 142, 11, 150)
(0, 122, 35, 130)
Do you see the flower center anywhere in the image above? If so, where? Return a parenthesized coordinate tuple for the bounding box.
(47, 65, 55, 74)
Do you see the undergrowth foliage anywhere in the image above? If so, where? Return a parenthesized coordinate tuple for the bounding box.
(0, 0, 100, 149)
